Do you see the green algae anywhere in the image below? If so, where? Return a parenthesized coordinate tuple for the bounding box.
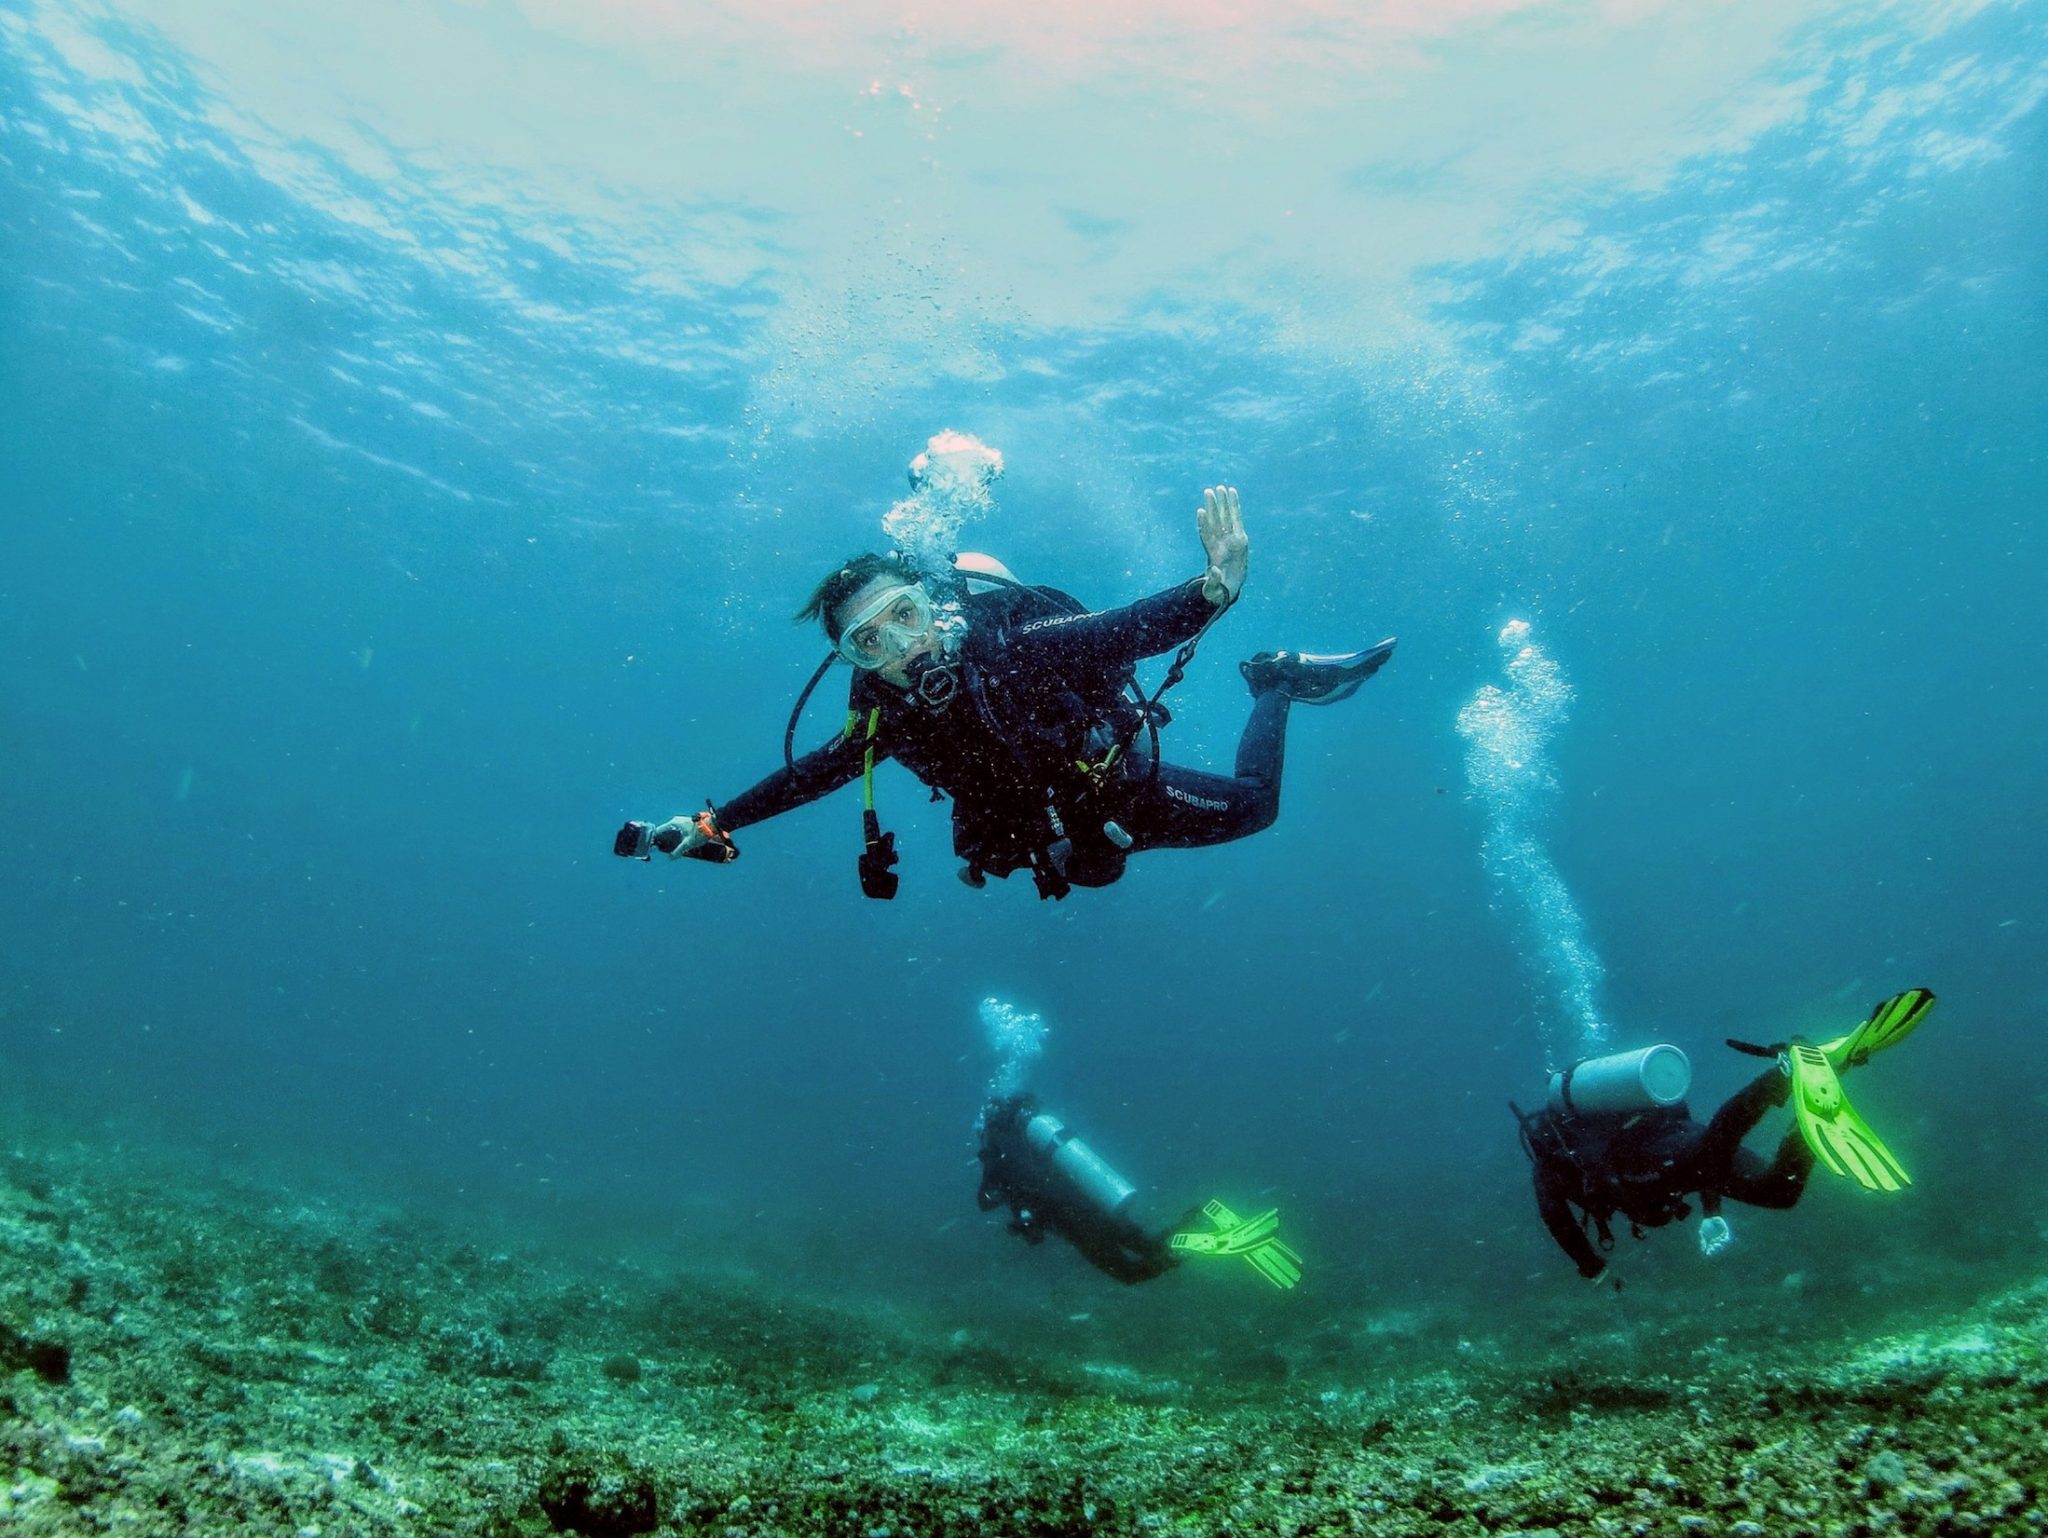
(2, 1140, 2045, 1536)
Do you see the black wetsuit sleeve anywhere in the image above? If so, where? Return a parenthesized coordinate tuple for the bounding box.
(713, 733, 875, 833)
(1534, 1164, 1605, 1279)
(1003, 578, 1217, 677)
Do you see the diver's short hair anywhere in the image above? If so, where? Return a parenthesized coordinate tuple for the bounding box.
(797, 553, 923, 641)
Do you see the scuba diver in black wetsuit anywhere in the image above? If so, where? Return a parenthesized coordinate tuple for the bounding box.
(975, 1093, 1304, 1289)
(976, 1094, 1188, 1284)
(1517, 1047, 1811, 1283)
(621, 487, 1396, 901)
(1515, 990, 1936, 1283)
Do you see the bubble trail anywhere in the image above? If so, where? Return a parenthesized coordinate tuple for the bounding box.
(882, 429, 1004, 583)
(1455, 619, 1609, 1067)
(977, 994, 1047, 1126)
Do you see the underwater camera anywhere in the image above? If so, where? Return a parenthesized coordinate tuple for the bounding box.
(611, 809, 738, 864)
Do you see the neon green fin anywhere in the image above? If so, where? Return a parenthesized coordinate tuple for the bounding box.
(1169, 1199, 1303, 1289)
(1200, 1198, 1243, 1231)
(1243, 1236, 1303, 1290)
(1170, 1199, 1242, 1257)
(1204, 1208, 1283, 1255)
(1171, 1217, 1277, 1258)
(1786, 1043, 1910, 1192)
(1821, 987, 1935, 1072)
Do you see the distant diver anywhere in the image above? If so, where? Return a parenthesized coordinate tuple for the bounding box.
(614, 484, 1395, 900)
(1512, 989, 1935, 1283)
(975, 1092, 1302, 1289)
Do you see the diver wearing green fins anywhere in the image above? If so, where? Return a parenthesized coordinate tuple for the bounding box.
(613, 483, 1395, 901)
(975, 1093, 1303, 1290)
(1514, 988, 1936, 1283)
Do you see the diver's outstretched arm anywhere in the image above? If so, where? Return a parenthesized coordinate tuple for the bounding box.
(999, 485, 1247, 677)
(1003, 579, 1217, 678)
(658, 734, 870, 853)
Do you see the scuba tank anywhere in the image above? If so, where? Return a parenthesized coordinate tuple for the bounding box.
(952, 550, 1021, 589)
(1548, 1044, 1692, 1116)
(1023, 1112, 1139, 1221)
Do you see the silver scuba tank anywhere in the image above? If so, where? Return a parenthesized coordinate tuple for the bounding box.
(1548, 1043, 1692, 1116)
(1023, 1113, 1138, 1219)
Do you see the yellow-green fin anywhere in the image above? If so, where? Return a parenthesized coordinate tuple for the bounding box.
(1169, 1199, 1304, 1289)
(1787, 1043, 1910, 1192)
(1822, 987, 1935, 1072)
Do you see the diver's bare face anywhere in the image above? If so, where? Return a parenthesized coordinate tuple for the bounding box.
(835, 576, 939, 689)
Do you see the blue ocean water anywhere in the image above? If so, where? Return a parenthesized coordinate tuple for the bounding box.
(2, 0, 2044, 1354)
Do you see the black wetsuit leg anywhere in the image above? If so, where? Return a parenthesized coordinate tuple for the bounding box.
(1062, 1215, 1175, 1285)
(1695, 1067, 1815, 1211)
(1113, 687, 1290, 850)
(1719, 1132, 1815, 1210)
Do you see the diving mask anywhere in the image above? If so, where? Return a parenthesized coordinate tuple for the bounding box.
(837, 583, 936, 670)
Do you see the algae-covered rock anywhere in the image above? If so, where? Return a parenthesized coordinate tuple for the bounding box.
(536, 1449, 662, 1537)
(0, 1321, 70, 1384)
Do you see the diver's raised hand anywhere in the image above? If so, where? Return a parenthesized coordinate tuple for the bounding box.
(1198, 485, 1248, 608)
